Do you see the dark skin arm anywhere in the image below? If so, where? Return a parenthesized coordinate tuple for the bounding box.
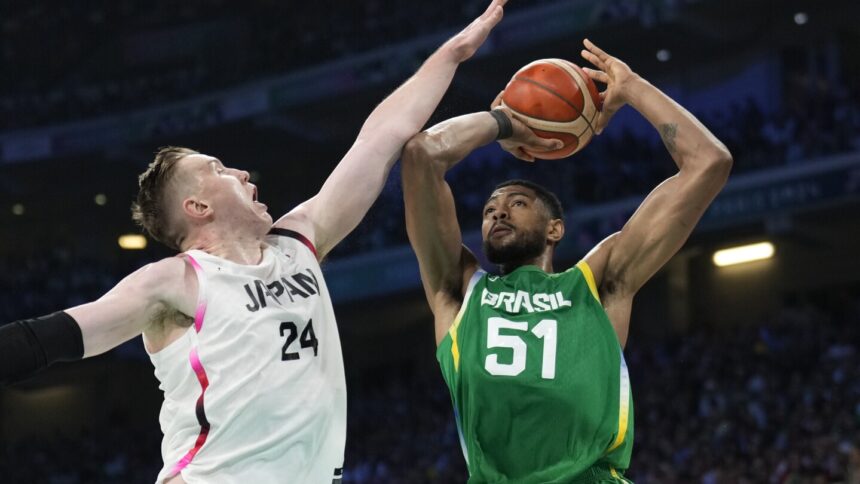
(578, 39, 733, 347)
(402, 110, 562, 344)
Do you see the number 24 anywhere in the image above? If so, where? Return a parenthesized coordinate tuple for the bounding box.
(280, 320, 319, 361)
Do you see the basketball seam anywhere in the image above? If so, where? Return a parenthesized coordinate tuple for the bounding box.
(544, 59, 599, 117)
(503, 106, 580, 125)
(511, 76, 597, 135)
(500, 108, 585, 136)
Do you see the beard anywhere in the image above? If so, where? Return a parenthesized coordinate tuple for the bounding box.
(483, 227, 546, 266)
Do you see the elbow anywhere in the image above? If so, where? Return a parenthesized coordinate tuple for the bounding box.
(402, 132, 447, 175)
(699, 146, 733, 185)
(403, 132, 434, 162)
(711, 148, 734, 181)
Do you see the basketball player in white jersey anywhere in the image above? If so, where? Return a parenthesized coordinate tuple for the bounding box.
(0, 2, 508, 482)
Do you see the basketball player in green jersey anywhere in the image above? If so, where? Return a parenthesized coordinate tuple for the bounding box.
(401, 39, 732, 482)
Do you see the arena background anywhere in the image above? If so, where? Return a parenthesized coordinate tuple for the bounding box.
(1, 0, 860, 482)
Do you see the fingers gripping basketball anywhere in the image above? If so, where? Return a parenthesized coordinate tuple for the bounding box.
(501, 59, 602, 160)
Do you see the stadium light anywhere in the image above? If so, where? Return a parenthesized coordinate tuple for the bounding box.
(118, 234, 147, 250)
(712, 242, 774, 267)
(794, 12, 808, 25)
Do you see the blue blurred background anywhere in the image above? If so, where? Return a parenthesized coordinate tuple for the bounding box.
(1, 0, 860, 482)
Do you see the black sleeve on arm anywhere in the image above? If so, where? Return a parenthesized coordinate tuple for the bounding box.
(0, 311, 84, 385)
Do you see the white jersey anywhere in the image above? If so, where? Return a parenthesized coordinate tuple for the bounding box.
(148, 229, 346, 484)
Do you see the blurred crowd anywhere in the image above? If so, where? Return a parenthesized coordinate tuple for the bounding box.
(0, 0, 708, 130)
(0, 250, 118, 323)
(628, 290, 860, 483)
(1, 264, 858, 482)
(0, 0, 555, 129)
(0, 423, 163, 484)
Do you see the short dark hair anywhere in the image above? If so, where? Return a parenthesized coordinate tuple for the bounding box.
(131, 146, 199, 250)
(493, 179, 564, 221)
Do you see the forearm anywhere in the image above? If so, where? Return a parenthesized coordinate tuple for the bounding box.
(298, 55, 484, 256)
(406, 111, 499, 173)
(359, 45, 462, 143)
(0, 312, 84, 385)
(626, 78, 732, 172)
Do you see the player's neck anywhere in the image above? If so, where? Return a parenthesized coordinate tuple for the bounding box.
(498, 250, 554, 275)
(183, 226, 266, 265)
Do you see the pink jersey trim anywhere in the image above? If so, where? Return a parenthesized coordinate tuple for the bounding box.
(167, 254, 211, 479)
(187, 255, 207, 332)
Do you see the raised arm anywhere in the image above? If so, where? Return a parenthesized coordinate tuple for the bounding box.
(0, 257, 195, 384)
(275, 0, 508, 260)
(579, 39, 733, 345)
(403, 110, 559, 343)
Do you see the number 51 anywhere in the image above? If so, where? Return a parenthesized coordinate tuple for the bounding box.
(484, 317, 557, 379)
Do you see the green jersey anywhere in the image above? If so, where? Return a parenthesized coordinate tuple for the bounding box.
(437, 262, 633, 483)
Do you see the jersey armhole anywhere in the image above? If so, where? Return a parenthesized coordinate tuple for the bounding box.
(575, 260, 601, 304)
(166, 253, 212, 477)
(463, 269, 485, 301)
(443, 269, 486, 372)
(268, 228, 318, 259)
(179, 253, 209, 333)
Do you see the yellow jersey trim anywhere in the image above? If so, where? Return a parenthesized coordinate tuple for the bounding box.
(606, 350, 631, 454)
(449, 270, 484, 372)
(449, 304, 467, 372)
(575, 260, 601, 303)
(609, 467, 631, 483)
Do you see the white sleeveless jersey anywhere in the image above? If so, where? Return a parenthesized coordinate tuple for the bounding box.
(148, 229, 346, 484)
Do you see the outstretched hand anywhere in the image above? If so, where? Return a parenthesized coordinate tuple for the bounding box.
(580, 38, 641, 134)
(445, 0, 507, 63)
(490, 104, 563, 162)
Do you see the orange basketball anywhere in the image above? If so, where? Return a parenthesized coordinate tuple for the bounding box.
(501, 59, 602, 160)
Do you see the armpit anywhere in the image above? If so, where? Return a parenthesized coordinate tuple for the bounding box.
(151, 306, 194, 333)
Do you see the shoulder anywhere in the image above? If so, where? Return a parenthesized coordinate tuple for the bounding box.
(273, 201, 316, 238)
(271, 207, 320, 259)
(131, 257, 186, 285)
(130, 256, 198, 306)
(580, 231, 621, 296)
(266, 226, 318, 260)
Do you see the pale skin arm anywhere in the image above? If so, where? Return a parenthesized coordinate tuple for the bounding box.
(273, 0, 508, 260)
(574, 39, 733, 346)
(402, 110, 561, 344)
(65, 257, 197, 357)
